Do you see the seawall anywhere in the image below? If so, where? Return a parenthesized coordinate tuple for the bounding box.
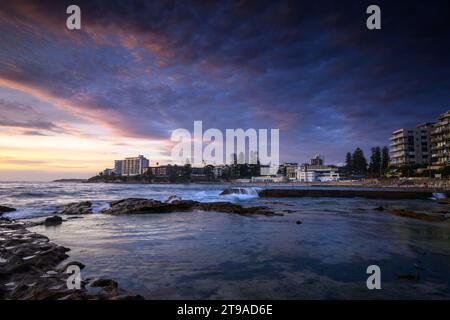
(258, 189, 435, 199)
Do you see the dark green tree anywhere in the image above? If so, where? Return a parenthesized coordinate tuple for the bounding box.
(352, 147, 368, 176)
(381, 146, 390, 176)
(344, 152, 353, 175)
(183, 163, 192, 179)
(369, 146, 382, 177)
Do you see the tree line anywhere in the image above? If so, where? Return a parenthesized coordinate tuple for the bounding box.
(344, 146, 390, 178)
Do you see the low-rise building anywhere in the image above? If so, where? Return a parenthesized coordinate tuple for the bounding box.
(191, 167, 206, 177)
(296, 165, 340, 182)
(101, 168, 115, 176)
(212, 165, 227, 178)
(147, 166, 169, 177)
(251, 175, 287, 183)
(146, 165, 185, 178)
(297, 168, 318, 182)
(260, 165, 279, 176)
(284, 163, 298, 181)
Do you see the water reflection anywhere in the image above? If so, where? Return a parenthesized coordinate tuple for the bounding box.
(31, 197, 450, 299)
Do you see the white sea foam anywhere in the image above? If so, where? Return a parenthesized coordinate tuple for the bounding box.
(432, 192, 447, 200)
(91, 201, 110, 213)
(220, 187, 260, 201)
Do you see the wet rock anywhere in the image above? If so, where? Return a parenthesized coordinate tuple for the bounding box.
(437, 198, 450, 205)
(166, 195, 181, 203)
(102, 198, 281, 216)
(110, 294, 145, 300)
(44, 216, 63, 226)
(267, 201, 295, 207)
(374, 206, 385, 211)
(2, 223, 26, 230)
(0, 218, 139, 300)
(103, 198, 194, 215)
(60, 261, 85, 271)
(0, 206, 16, 214)
(28, 246, 70, 269)
(197, 202, 282, 216)
(296, 220, 303, 225)
(91, 278, 118, 289)
(390, 209, 445, 222)
(397, 274, 418, 281)
(55, 201, 92, 215)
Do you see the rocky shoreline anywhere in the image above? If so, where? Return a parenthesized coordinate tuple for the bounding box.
(1, 193, 449, 300)
(0, 217, 143, 299)
(101, 198, 281, 216)
(0, 198, 284, 300)
(0, 205, 16, 215)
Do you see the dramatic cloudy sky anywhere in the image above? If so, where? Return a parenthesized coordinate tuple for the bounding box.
(0, 0, 449, 180)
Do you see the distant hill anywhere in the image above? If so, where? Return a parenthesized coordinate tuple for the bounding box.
(52, 179, 88, 183)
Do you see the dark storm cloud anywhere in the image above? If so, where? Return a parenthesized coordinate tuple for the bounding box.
(0, 99, 68, 134)
(0, 0, 449, 162)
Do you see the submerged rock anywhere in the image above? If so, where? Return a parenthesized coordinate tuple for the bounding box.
(0, 205, 16, 214)
(55, 201, 92, 215)
(267, 201, 295, 207)
(437, 198, 450, 205)
(397, 274, 419, 281)
(196, 202, 281, 216)
(102, 198, 281, 216)
(390, 209, 446, 222)
(91, 278, 118, 289)
(44, 216, 63, 226)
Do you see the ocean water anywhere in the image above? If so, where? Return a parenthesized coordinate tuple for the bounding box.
(2, 182, 450, 299)
(0, 182, 259, 219)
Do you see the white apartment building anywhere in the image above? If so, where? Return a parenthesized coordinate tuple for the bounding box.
(297, 169, 318, 182)
(251, 175, 287, 183)
(296, 165, 340, 182)
(260, 165, 279, 176)
(121, 155, 150, 176)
